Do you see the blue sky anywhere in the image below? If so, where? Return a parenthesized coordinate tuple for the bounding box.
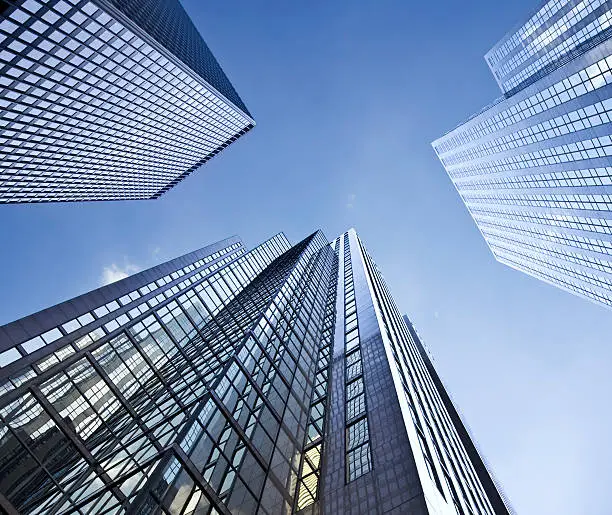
(2, 0, 612, 512)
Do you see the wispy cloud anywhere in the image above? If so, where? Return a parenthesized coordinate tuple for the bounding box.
(346, 193, 357, 209)
(100, 262, 140, 286)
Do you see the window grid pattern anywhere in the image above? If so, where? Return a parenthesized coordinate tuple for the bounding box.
(501, 5, 612, 94)
(464, 191, 612, 212)
(443, 96, 612, 168)
(294, 245, 338, 511)
(127, 235, 327, 515)
(496, 0, 600, 76)
(342, 234, 372, 483)
(458, 166, 612, 192)
(496, 246, 612, 305)
(0, 0, 253, 203)
(0, 248, 271, 513)
(481, 224, 612, 291)
(433, 30, 612, 310)
(448, 134, 612, 179)
(475, 214, 612, 270)
(105, 0, 250, 115)
(0, 231, 342, 514)
(0, 241, 249, 371)
(491, 0, 610, 93)
(435, 53, 612, 156)
(471, 205, 612, 236)
(355, 233, 501, 515)
(135, 231, 336, 514)
(486, 0, 572, 68)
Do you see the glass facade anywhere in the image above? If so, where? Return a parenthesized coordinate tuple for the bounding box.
(323, 230, 511, 515)
(434, 0, 612, 310)
(0, 229, 509, 514)
(105, 0, 250, 116)
(0, 0, 253, 203)
(486, 0, 612, 95)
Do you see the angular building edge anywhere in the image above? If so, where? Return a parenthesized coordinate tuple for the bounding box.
(0, 229, 512, 514)
(0, 233, 289, 376)
(431, 0, 612, 311)
(150, 123, 256, 200)
(92, 0, 254, 119)
(0, 236, 237, 348)
(93, 0, 257, 202)
(0, 0, 255, 202)
(402, 315, 515, 515)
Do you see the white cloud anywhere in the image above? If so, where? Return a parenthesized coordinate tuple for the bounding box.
(100, 262, 140, 286)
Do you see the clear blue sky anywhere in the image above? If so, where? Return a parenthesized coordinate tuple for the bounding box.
(1, 1, 611, 512)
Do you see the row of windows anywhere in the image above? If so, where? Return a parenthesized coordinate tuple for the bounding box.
(475, 215, 612, 273)
(0, 242, 244, 369)
(450, 134, 612, 180)
(486, 0, 571, 67)
(128, 236, 322, 513)
(471, 203, 612, 237)
(0, 0, 252, 201)
(496, 0, 607, 86)
(464, 189, 612, 212)
(294, 246, 338, 511)
(496, 246, 612, 306)
(502, 5, 612, 92)
(436, 52, 612, 156)
(483, 227, 612, 290)
(0, 249, 281, 513)
(342, 234, 372, 483)
(458, 166, 612, 193)
(0, 235, 289, 404)
(443, 95, 612, 167)
(235, 235, 336, 513)
(356, 237, 495, 514)
(162, 297, 281, 514)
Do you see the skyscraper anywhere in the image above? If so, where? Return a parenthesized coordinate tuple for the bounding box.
(0, 0, 253, 203)
(0, 229, 510, 514)
(433, 0, 612, 309)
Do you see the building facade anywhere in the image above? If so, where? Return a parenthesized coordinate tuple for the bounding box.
(0, 229, 510, 514)
(433, 0, 612, 310)
(0, 0, 253, 202)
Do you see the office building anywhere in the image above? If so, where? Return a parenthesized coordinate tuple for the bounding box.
(0, 0, 253, 202)
(433, 0, 612, 309)
(0, 229, 510, 514)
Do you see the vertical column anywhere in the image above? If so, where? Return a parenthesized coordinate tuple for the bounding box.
(342, 234, 373, 482)
(294, 244, 339, 513)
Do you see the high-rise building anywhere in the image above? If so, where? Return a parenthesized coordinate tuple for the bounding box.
(0, 229, 511, 514)
(433, 0, 612, 309)
(0, 0, 253, 203)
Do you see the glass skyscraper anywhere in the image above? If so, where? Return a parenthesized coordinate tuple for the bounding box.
(0, 0, 253, 203)
(0, 229, 511, 514)
(433, 0, 612, 309)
